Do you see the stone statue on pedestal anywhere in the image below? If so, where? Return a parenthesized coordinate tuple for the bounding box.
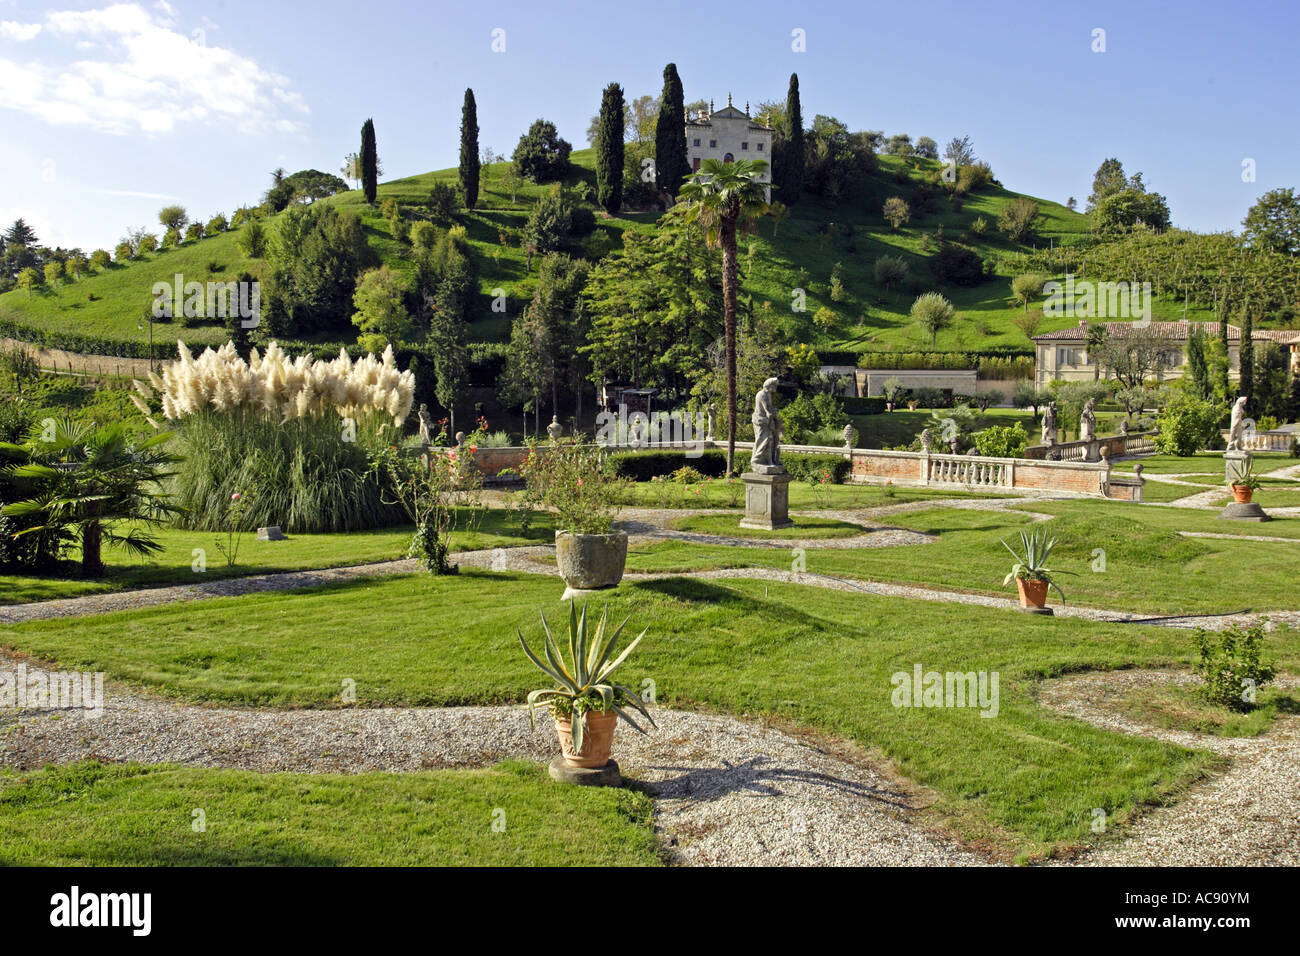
(1041, 402, 1057, 446)
(705, 403, 717, 442)
(1079, 398, 1096, 443)
(920, 428, 934, 453)
(417, 404, 434, 445)
(1226, 396, 1249, 451)
(749, 377, 784, 474)
(546, 415, 563, 442)
(842, 423, 857, 450)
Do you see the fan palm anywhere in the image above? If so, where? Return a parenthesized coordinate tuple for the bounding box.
(1, 418, 182, 577)
(679, 159, 770, 476)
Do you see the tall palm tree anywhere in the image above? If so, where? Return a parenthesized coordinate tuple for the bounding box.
(679, 159, 770, 476)
(1, 419, 181, 577)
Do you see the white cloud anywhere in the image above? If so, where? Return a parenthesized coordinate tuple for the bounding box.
(0, 3, 308, 135)
(0, 20, 42, 41)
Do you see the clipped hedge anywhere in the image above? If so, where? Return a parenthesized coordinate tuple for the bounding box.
(842, 396, 888, 415)
(605, 448, 850, 484)
(783, 453, 852, 483)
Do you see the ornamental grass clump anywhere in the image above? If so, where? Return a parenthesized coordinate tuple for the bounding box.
(137, 341, 414, 532)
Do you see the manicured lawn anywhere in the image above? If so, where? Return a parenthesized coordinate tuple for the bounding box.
(1130, 480, 1208, 503)
(0, 509, 551, 605)
(614, 479, 991, 510)
(0, 760, 660, 866)
(620, 502, 1300, 614)
(671, 514, 869, 539)
(1113, 451, 1291, 477)
(6, 569, 1285, 859)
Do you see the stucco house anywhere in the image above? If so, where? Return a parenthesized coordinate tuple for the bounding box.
(1032, 320, 1300, 389)
(685, 94, 773, 199)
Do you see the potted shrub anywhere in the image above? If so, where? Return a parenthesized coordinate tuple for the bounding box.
(882, 376, 904, 413)
(1000, 528, 1073, 612)
(519, 439, 626, 593)
(519, 602, 656, 772)
(1229, 463, 1261, 503)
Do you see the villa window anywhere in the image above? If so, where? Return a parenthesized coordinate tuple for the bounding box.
(1056, 347, 1086, 367)
(757, 142, 764, 151)
(741, 141, 748, 150)
(693, 138, 700, 147)
(709, 139, 717, 148)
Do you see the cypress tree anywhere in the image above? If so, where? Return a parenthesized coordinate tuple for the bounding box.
(1186, 328, 1209, 399)
(1218, 294, 1231, 400)
(361, 118, 378, 204)
(654, 63, 689, 197)
(779, 73, 804, 205)
(596, 82, 625, 213)
(1239, 300, 1254, 410)
(459, 90, 480, 210)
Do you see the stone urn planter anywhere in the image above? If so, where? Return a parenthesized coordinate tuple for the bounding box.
(885, 401, 895, 412)
(1231, 484, 1254, 504)
(908, 401, 919, 411)
(555, 530, 628, 594)
(552, 708, 619, 768)
(1016, 577, 1049, 609)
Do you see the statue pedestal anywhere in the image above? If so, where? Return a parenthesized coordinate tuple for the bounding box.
(1224, 450, 1253, 485)
(740, 471, 793, 530)
(1083, 439, 1102, 462)
(1219, 501, 1270, 522)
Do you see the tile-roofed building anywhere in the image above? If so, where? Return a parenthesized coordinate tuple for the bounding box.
(685, 94, 774, 199)
(1031, 320, 1300, 388)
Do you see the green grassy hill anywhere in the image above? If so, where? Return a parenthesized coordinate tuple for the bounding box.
(0, 148, 1218, 359)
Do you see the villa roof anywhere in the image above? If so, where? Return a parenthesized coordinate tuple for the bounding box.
(1033, 321, 1300, 344)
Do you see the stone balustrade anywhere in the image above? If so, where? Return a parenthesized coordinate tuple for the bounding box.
(1023, 430, 1157, 462)
(1222, 429, 1293, 452)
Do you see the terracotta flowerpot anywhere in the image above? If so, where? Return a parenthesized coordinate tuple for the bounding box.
(552, 708, 618, 768)
(886, 402, 895, 412)
(1016, 577, 1049, 608)
(555, 530, 627, 591)
(908, 402, 919, 411)
(1231, 484, 1253, 504)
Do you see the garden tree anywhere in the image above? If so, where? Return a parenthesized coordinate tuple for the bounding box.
(351, 266, 414, 352)
(341, 152, 362, 189)
(43, 262, 60, 287)
(1242, 187, 1300, 255)
(1067, 197, 1078, 211)
(1253, 341, 1290, 422)
(1116, 385, 1155, 420)
(1185, 327, 1211, 399)
(626, 94, 658, 143)
(1093, 188, 1171, 232)
(503, 253, 590, 421)
(775, 73, 804, 205)
(1087, 157, 1128, 211)
(225, 272, 256, 359)
(206, 214, 228, 235)
(998, 197, 1040, 242)
(415, 225, 478, 312)
(1, 419, 181, 578)
(882, 196, 910, 229)
(459, 89, 480, 210)
(1239, 303, 1254, 412)
(499, 163, 523, 203)
(502, 309, 549, 435)
(278, 169, 349, 203)
(1013, 310, 1044, 340)
(265, 205, 377, 335)
(236, 220, 268, 258)
(767, 200, 789, 236)
(884, 133, 913, 156)
(114, 241, 133, 262)
(915, 136, 938, 159)
(1010, 273, 1045, 312)
(90, 249, 111, 269)
(1218, 305, 1231, 400)
(679, 158, 770, 476)
(581, 205, 723, 401)
(512, 119, 572, 183)
(910, 291, 955, 348)
(1289, 369, 1300, 422)
(1092, 323, 1177, 388)
(595, 82, 626, 213)
(158, 205, 188, 235)
(1052, 380, 1111, 439)
(16, 267, 38, 296)
(654, 63, 690, 196)
(428, 253, 472, 435)
(524, 185, 576, 253)
(184, 223, 204, 242)
(873, 254, 909, 291)
(1154, 390, 1222, 456)
(3, 219, 37, 247)
(802, 115, 876, 202)
(1084, 323, 1107, 382)
(943, 136, 975, 167)
(426, 182, 458, 223)
(361, 118, 379, 203)
(698, 324, 782, 419)
(1012, 380, 1051, 421)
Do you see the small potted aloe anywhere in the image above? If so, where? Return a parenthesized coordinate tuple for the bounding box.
(1230, 461, 1261, 503)
(1001, 527, 1073, 614)
(519, 602, 655, 784)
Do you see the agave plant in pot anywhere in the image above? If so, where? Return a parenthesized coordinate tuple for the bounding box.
(519, 602, 655, 785)
(518, 438, 625, 598)
(1001, 527, 1074, 614)
(1229, 461, 1261, 503)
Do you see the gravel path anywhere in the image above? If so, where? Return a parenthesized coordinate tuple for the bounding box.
(1038, 670, 1300, 866)
(0, 651, 982, 867)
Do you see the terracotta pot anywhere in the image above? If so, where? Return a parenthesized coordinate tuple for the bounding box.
(554, 530, 628, 590)
(908, 401, 919, 411)
(552, 708, 618, 768)
(1016, 577, 1049, 608)
(886, 401, 895, 412)
(1231, 484, 1253, 504)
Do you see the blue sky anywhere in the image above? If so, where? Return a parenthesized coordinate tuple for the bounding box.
(1, 0, 1296, 251)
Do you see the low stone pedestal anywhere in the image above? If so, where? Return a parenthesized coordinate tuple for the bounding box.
(1219, 501, 1270, 522)
(1224, 450, 1253, 485)
(740, 471, 793, 530)
(1020, 605, 1054, 616)
(548, 756, 621, 787)
(256, 525, 286, 541)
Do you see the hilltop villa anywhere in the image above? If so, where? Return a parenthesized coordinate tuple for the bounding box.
(685, 94, 774, 199)
(1032, 320, 1300, 389)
